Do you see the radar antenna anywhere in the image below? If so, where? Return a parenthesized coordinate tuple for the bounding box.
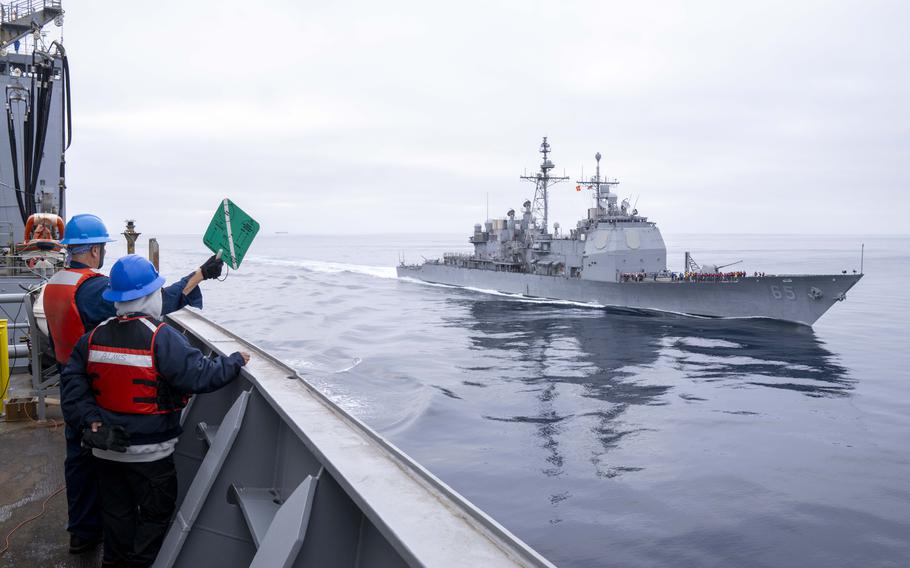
(521, 137, 568, 234)
(575, 151, 620, 218)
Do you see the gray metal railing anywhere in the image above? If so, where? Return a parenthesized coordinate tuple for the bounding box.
(0, 289, 57, 420)
(0, 0, 61, 24)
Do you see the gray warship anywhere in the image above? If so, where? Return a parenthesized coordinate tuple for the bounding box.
(398, 138, 862, 326)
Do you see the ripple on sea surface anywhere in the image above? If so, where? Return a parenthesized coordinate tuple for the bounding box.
(133, 233, 910, 568)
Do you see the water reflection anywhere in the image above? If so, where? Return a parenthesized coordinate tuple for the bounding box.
(449, 299, 852, 478)
(659, 321, 853, 397)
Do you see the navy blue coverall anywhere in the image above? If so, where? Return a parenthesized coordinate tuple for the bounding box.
(61, 262, 202, 543)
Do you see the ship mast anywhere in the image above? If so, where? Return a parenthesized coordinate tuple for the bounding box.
(576, 151, 620, 218)
(521, 137, 568, 234)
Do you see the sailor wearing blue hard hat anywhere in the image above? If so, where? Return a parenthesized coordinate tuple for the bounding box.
(103, 254, 167, 302)
(61, 255, 249, 567)
(58, 213, 116, 264)
(59, 214, 113, 244)
(44, 215, 224, 557)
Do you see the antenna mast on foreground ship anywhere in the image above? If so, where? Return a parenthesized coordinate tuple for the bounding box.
(520, 137, 568, 234)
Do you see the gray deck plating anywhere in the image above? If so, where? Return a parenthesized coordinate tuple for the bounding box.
(155, 308, 554, 568)
(398, 264, 862, 326)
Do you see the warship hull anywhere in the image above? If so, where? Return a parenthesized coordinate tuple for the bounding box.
(397, 264, 862, 326)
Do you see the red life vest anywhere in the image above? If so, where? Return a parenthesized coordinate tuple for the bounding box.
(44, 268, 104, 364)
(87, 316, 188, 415)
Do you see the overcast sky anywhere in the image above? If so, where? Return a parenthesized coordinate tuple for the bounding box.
(61, 0, 907, 236)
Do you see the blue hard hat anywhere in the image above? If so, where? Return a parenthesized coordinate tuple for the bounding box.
(102, 254, 166, 302)
(59, 214, 116, 245)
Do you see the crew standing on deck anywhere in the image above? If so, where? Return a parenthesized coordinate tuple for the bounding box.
(43, 214, 225, 556)
(60, 255, 250, 568)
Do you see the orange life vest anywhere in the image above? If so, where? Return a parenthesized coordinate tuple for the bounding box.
(87, 316, 188, 415)
(44, 268, 104, 364)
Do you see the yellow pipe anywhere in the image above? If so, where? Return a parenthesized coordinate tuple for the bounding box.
(0, 319, 7, 415)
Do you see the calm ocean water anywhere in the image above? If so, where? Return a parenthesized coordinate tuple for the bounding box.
(115, 233, 909, 568)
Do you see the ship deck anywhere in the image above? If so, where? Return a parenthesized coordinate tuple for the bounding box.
(0, 372, 99, 567)
(425, 261, 839, 284)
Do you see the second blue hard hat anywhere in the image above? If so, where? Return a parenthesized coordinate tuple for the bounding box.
(102, 254, 166, 302)
(59, 214, 116, 245)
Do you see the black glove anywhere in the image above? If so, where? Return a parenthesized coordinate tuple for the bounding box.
(200, 254, 224, 280)
(82, 425, 130, 453)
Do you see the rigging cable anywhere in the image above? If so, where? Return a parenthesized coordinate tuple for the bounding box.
(29, 55, 55, 215)
(1, 39, 69, 224)
(27, 42, 58, 218)
(49, 42, 70, 150)
(5, 86, 28, 223)
(23, 47, 34, 217)
(49, 41, 71, 218)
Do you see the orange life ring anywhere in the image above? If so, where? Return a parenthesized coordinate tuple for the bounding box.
(24, 213, 65, 242)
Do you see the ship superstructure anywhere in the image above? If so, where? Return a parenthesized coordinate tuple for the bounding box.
(450, 139, 669, 280)
(398, 138, 862, 326)
(0, 1, 68, 239)
(0, 1, 69, 356)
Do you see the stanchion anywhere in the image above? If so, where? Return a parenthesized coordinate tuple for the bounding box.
(0, 319, 8, 415)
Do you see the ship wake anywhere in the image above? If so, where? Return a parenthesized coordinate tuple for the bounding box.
(255, 257, 397, 279)
(398, 276, 608, 309)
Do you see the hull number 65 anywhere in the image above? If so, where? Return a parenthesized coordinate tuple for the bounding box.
(770, 285, 796, 300)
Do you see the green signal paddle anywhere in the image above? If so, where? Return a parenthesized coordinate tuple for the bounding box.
(203, 198, 260, 269)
